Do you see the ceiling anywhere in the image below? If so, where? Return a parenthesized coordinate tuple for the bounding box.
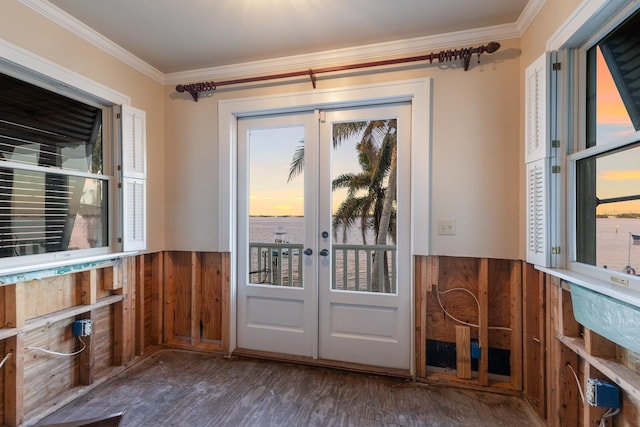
(43, 0, 535, 77)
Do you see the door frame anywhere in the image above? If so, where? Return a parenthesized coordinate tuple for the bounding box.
(218, 78, 432, 377)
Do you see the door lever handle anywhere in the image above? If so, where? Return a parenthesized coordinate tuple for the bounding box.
(319, 249, 329, 257)
(303, 248, 313, 256)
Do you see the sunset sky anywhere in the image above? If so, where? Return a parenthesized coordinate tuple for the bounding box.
(247, 48, 639, 218)
(595, 48, 640, 215)
(248, 125, 360, 217)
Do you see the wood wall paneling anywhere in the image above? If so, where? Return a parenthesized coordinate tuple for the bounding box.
(522, 263, 546, 419)
(163, 251, 228, 352)
(416, 256, 522, 393)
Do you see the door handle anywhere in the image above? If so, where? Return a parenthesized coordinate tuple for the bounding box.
(319, 249, 329, 257)
(303, 248, 313, 256)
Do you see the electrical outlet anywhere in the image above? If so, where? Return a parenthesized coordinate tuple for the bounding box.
(73, 319, 92, 337)
(437, 219, 456, 235)
(587, 378, 620, 409)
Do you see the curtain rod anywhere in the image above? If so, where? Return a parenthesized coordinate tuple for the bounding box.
(176, 42, 500, 101)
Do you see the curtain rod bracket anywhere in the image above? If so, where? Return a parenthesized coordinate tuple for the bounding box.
(176, 82, 217, 102)
(308, 69, 317, 89)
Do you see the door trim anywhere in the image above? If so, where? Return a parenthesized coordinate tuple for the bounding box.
(218, 78, 433, 377)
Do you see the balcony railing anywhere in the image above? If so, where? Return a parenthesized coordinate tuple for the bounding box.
(248, 242, 396, 293)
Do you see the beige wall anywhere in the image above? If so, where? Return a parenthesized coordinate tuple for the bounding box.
(0, 0, 166, 252)
(165, 38, 522, 259)
(1, 0, 591, 261)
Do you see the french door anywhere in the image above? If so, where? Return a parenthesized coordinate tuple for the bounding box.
(237, 104, 411, 370)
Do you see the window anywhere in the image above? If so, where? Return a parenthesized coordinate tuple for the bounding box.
(570, 8, 640, 282)
(0, 68, 146, 271)
(0, 72, 109, 262)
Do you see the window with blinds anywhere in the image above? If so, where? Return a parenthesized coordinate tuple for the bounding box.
(0, 72, 108, 258)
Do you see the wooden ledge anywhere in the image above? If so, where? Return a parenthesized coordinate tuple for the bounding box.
(558, 334, 640, 402)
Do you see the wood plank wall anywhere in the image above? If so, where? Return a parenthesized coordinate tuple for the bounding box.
(525, 269, 640, 427)
(5, 251, 640, 426)
(0, 256, 151, 426)
(163, 251, 229, 352)
(415, 256, 522, 394)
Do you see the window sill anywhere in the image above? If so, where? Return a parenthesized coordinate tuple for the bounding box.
(0, 251, 139, 285)
(536, 266, 640, 309)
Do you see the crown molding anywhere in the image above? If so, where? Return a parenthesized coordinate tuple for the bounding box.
(22, 0, 547, 86)
(517, 0, 547, 34)
(164, 23, 521, 85)
(19, 0, 165, 84)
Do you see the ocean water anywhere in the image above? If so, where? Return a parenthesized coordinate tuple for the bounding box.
(248, 216, 640, 278)
(249, 216, 378, 245)
(597, 217, 640, 273)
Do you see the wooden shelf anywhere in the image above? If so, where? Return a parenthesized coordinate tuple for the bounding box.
(0, 327, 18, 340)
(558, 334, 640, 402)
(23, 295, 124, 333)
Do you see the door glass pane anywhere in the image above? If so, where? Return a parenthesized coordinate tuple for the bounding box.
(331, 119, 397, 293)
(248, 126, 304, 287)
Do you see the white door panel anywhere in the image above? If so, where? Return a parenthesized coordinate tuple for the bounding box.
(318, 105, 411, 370)
(237, 112, 318, 358)
(237, 105, 411, 371)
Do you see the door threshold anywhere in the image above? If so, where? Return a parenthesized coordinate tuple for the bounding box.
(232, 348, 411, 379)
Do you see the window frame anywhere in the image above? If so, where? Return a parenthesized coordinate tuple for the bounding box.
(553, 2, 640, 297)
(0, 40, 136, 276)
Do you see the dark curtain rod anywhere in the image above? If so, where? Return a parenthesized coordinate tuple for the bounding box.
(176, 41, 500, 101)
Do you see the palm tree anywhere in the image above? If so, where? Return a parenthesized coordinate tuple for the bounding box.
(288, 119, 397, 292)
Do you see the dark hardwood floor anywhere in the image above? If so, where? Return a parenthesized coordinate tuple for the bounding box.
(37, 350, 542, 427)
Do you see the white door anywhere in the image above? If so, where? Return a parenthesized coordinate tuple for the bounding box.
(237, 104, 411, 370)
(318, 105, 411, 370)
(237, 112, 319, 357)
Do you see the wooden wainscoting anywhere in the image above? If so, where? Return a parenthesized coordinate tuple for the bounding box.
(415, 256, 523, 395)
(163, 251, 229, 353)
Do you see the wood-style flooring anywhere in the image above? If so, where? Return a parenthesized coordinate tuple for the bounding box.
(37, 350, 543, 427)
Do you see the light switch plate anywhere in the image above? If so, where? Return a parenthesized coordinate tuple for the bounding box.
(437, 219, 456, 235)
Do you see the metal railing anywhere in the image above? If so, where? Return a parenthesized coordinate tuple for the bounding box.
(248, 243, 303, 287)
(248, 242, 396, 293)
(332, 244, 396, 293)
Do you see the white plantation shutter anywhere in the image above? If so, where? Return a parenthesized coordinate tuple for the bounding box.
(525, 53, 550, 163)
(526, 159, 549, 267)
(525, 52, 556, 267)
(120, 105, 147, 251)
(122, 106, 146, 178)
(122, 178, 146, 251)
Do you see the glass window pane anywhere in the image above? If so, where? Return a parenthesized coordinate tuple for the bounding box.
(0, 72, 103, 174)
(248, 126, 304, 287)
(331, 119, 397, 293)
(587, 11, 640, 146)
(0, 166, 108, 257)
(576, 144, 640, 273)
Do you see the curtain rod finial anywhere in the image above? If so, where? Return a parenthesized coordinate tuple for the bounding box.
(176, 84, 199, 101)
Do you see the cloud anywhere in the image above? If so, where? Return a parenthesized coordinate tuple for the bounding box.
(600, 170, 640, 181)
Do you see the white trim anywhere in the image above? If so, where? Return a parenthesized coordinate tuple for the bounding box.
(548, 0, 640, 310)
(0, 38, 130, 106)
(546, 0, 639, 51)
(537, 267, 640, 308)
(19, 0, 545, 85)
(218, 79, 431, 252)
(18, 0, 165, 84)
(218, 78, 432, 375)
